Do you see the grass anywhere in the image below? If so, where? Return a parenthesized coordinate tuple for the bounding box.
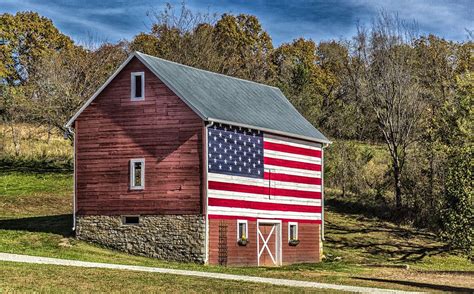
(0, 262, 337, 294)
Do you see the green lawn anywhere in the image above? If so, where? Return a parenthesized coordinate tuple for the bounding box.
(0, 170, 473, 293)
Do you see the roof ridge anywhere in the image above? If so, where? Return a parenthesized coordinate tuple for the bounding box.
(135, 51, 280, 90)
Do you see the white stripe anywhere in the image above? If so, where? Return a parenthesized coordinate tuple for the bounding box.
(208, 190, 322, 207)
(265, 165, 322, 178)
(208, 173, 321, 192)
(264, 150, 321, 164)
(264, 135, 322, 151)
(208, 206, 321, 220)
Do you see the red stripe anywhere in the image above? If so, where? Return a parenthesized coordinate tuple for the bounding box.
(208, 214, 322, 224)
(208, 181, 321, 199)
(264, 157, 321, 171)
(264, 141, 321, 158)
(208, 198, 321, 213)
(264, 172, 321, 185)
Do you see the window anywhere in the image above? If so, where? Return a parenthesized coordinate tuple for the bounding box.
(237, 220, 248, 240)
(122, 215, 140, 225)
(131, 72, 145, 100)
(288, 222, 298, 241)
(130, 159, 145, 190)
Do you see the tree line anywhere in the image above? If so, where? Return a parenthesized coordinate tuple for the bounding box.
(0, 5, 472, 254)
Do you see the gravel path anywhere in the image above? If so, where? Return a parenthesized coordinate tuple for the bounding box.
(0, 253, 421, 293)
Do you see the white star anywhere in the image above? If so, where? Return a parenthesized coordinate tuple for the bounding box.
(248, 168, 251, 173)
(213, 158, 217, 163)
(248, 158, 251, 162)
(248, 138, 251, 142)
(229, 166, 232, 171)
(208, 143, 211, 147)
(248, 147, 251, 152)
(219, 132, 222, 137)
(253, 163, 256, 168)
(209, 164, 211, 169)
(224, 138, 227, 143)
(244, 151, 247, 156)
(243, 142, 246, 146)
(239, 136, 242, 140)
(239, 156, 242, 161)
(209, 154, 212, 158)
(253, 143, 255, 148)
(224, 127, 227, 131)
(258, 160, 261, 164)
(243, 162, 246, 167)
(257, 150, 260, 154)
(239, 167, 242, 172)
(229, 155, 233, 160)
(239, 146, 242, 151)
(234, 161, 237, 165)
(219, 154, 222, 159)
(219, 165, 222, 169)
(229, 146, 232, 150)
(213, 136, 216, 141)
(229, 134, 232, 138)
(224, 148, 227, 153)
(253, 153, 256, 158)
(257, 139, 260, 143)
(209, 131, 211, 135)
(224, 159, 227, 164)
(214, 147, 217, 152)
(234, 150, 237, 155)
(257, 170, 261, 175)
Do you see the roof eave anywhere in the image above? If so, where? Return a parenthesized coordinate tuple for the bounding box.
(207, 117, 332, 145)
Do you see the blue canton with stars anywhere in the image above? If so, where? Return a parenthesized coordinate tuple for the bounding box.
(208, 123, 264, 179)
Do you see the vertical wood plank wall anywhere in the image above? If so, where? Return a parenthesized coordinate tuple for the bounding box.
(75, 57, 203, 215)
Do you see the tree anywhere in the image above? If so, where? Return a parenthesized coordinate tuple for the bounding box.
(351, 13, 423, 209)
(0, 11, 73, 85)
(440, 145, 473, 254)
(29, 43, 128, 139)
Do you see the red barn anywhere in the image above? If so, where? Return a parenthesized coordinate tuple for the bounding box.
(65, 52, 330, 266)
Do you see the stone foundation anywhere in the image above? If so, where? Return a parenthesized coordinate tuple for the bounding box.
(76, 215, 206, 263)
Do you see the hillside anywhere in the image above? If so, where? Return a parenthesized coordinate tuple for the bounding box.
(0, 124, 473, 292)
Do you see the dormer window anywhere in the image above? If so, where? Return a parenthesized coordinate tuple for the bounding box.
(131, 72, 145, 100)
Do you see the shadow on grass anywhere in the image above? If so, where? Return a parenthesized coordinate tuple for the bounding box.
(0, 157, 72, 173)
(0, 214, 73, 237)
(354, 276, 474, 292)
(325, 217, 450, 262)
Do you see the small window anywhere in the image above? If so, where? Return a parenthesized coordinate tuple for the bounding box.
(122, 215, 140, 225)
(130, 159, 145, 190)
(131, 72, 145, 100)
(237, 220, 248, 240)
(289, 222, 298, 241)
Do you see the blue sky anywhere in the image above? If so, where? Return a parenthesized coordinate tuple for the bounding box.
(2, 0, 473, 45)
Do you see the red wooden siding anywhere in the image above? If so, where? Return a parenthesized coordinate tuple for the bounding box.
(281, 222, 321, 265)
(208, 219, 320, 266)
(75, 57, 203, 215)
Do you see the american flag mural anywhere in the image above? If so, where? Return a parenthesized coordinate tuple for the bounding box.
(207, 123, 322, 223)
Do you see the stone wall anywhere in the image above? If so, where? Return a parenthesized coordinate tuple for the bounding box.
(76, 215, 206, 263)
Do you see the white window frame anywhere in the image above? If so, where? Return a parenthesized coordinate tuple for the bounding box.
(237, 220, 248, 240)
(131, 72, 145, 101)
(130, 158, 145, 190)
(288, 222, 298, 241)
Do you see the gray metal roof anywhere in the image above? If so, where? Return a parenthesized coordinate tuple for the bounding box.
(136, 52, 330, 144)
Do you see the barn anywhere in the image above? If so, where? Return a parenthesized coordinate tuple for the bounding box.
(65, 51, 331, 266)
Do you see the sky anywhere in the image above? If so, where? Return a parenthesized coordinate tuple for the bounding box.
(2, 0, 473, 45)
